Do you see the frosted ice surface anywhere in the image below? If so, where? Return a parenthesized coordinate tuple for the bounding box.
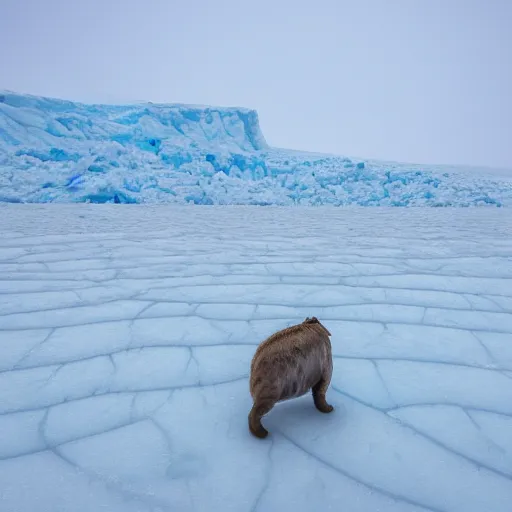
(1, 204, 512, 511)
(1, 91, 512, 206)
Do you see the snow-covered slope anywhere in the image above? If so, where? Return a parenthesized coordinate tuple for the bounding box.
(1, 204, 512, 512)
(1, 90, 512, 205)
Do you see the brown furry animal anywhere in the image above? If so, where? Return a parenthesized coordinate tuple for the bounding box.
(248, 316, 334, 438)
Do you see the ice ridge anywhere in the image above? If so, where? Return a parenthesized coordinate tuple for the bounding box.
(1, 90, 511, 206)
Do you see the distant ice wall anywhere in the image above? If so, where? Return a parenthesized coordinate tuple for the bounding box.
(1, 91, 511, 206)
(0, 91, 268, 152)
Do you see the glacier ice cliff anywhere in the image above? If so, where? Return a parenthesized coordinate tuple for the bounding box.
(1, 90, 511, 206)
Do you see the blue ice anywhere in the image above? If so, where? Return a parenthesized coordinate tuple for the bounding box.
(1, 90, 511, 206)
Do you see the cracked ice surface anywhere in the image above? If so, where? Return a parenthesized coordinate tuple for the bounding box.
(0, 204, 512, 512)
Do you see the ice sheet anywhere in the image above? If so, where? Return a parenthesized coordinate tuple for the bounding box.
(0, 204, 511, 511)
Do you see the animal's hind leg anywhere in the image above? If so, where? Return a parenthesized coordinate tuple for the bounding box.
(248, 400, 275, 439)
(312, 374, 334, 413)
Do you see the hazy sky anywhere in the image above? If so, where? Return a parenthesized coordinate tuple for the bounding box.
(1, 0, 511, 168)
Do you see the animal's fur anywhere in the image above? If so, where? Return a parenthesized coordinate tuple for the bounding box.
(248, 316, 333, 438)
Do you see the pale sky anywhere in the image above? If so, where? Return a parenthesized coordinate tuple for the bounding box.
(1, 0, 511, 168)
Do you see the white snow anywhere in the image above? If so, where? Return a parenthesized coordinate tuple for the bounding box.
(0, 204, 511, 512)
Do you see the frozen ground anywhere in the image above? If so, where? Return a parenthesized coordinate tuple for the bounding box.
(2, 91, 512, 206)
(0, 204, 511, 512)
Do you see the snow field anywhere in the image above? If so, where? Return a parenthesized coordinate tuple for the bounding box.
(0, 204, 511, 511)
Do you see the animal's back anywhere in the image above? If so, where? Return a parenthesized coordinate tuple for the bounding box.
(248, 317, 334, 438)
(250, 323, 330, 401)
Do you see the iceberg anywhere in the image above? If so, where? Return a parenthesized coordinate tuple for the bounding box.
(1, 90, 511, 206)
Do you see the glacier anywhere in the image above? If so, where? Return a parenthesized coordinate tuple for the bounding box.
(1, 204, 512, 512)
(1, 90, 512, 206)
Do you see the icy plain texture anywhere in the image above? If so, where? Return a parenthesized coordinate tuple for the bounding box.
(1, 91, 512, 206)
(1, 204, 512, 512)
